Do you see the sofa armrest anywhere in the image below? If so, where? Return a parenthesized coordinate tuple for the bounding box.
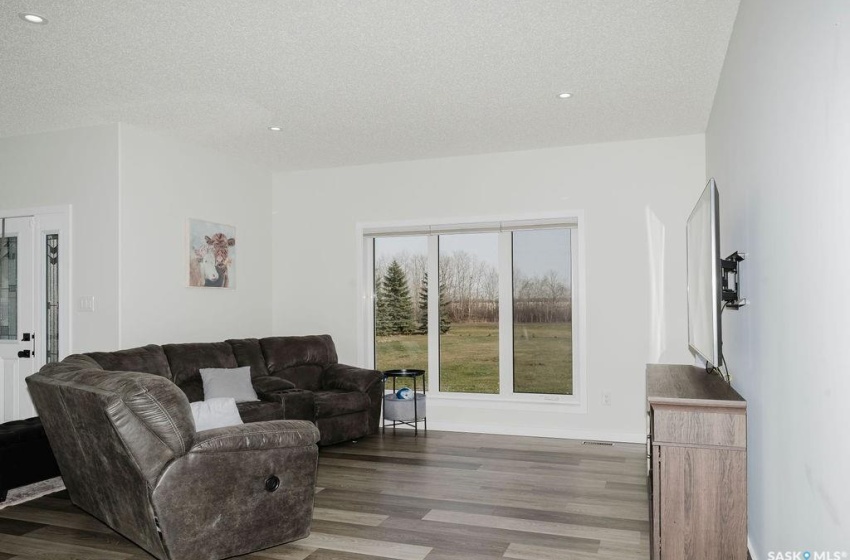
(189, 420, 319, 453)
(252, 376, 296, 400)
(153, 422, 318, 560)
(321, 363, 383, 393)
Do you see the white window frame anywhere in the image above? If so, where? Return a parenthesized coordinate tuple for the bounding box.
(356, 211, 587, 410)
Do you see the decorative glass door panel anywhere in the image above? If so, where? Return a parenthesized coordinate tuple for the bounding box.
(0, 217, 36, 421)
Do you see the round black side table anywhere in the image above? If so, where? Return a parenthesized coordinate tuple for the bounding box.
(382, 369, 426, 436)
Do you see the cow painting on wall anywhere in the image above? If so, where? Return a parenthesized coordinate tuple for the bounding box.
(187, 219, 236, 288)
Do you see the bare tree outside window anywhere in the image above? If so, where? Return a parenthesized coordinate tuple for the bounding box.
(513, 229, 572, 394)
(438, 233, 499, 393)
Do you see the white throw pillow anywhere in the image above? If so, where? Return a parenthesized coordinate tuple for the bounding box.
(190, 398, 243, 432)
(199, 366, 258, 402)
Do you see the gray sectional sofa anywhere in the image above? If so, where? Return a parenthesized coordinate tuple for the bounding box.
(25, 334, 383, 560)
(84, 334, 383, 446)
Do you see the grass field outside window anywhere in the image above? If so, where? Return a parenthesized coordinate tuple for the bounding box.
(376, 322, 572, 394)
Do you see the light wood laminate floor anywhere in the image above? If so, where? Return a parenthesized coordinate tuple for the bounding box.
(0, 431, 649, 559)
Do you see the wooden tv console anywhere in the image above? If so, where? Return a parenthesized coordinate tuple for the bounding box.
(647, 364, 747, 560)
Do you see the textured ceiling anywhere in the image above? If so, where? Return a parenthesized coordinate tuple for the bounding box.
(0, 1, 740, 171)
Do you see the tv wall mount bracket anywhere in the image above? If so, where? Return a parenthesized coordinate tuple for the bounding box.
(721, 251, 748, 309)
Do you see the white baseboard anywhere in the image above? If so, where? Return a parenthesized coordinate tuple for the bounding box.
(419, 420, 646, 443)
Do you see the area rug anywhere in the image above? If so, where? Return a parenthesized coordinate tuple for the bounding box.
(0, 477, 65, 510)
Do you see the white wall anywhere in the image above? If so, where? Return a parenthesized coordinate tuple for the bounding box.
(0, 124, 120, 353)
(273, 134, 704, 441)
(706, 0, 849, 554)
(118, 125, 274, 347)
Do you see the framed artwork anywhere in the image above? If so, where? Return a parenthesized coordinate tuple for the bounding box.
(187, 219, 236, 288)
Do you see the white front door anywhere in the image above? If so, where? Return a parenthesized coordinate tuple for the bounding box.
(0, 217, 38, 421)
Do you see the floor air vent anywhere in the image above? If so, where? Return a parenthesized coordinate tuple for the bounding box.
(582, 440, 614, 446)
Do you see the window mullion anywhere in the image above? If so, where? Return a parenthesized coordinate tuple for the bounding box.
(427, 235, 440, 394)
(498, 231, 514, 397)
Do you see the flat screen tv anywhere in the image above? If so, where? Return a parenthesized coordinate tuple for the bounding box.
(686, 178, 722, 368)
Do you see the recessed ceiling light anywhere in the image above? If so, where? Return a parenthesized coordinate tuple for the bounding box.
(268, 126, 283, 132)
(557, 92, 573, 99)
(19, 13, 48, 24)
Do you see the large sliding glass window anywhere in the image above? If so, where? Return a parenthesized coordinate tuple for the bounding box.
(367, 219, 579, 400)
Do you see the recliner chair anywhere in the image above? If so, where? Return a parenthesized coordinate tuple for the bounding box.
(27, 355, 320, 560)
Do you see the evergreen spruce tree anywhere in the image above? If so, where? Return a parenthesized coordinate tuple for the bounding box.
(381, 260, 414, 335)
(417, 276, 428, 334)
(374, 277, 390, 336)
(417, 272, 451, 334)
